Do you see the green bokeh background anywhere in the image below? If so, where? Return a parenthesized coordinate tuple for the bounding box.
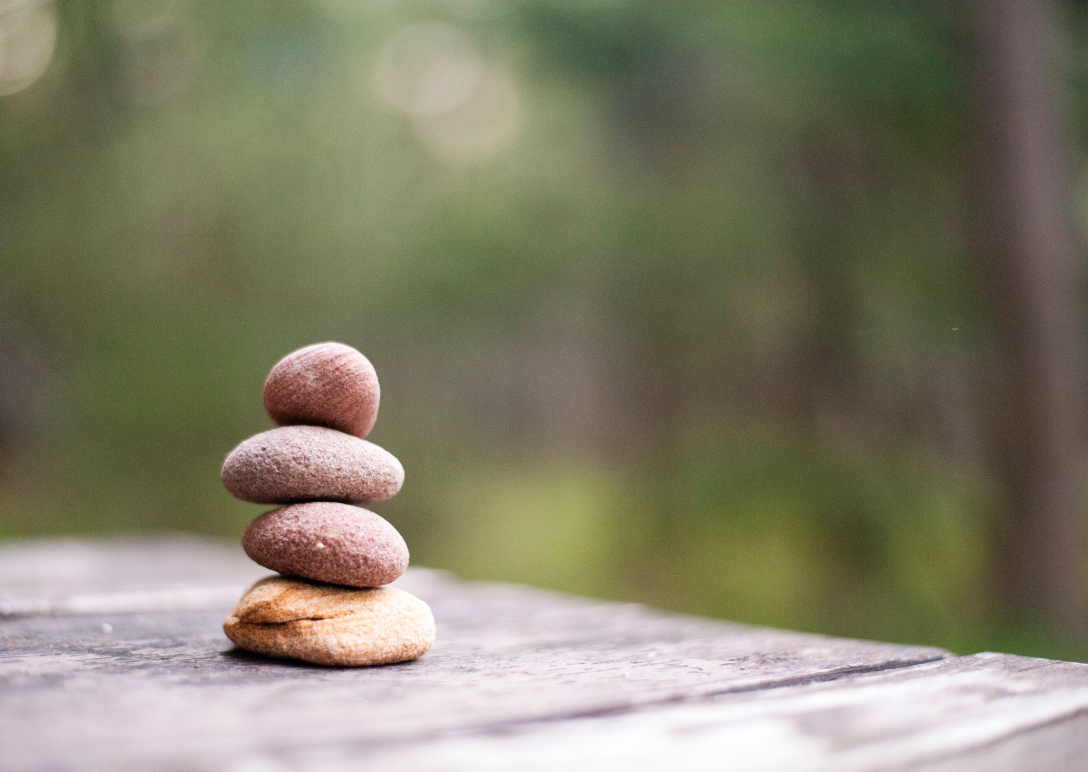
(2, 0, 1086, 660)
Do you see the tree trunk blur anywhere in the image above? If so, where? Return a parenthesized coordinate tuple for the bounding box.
(968, 0, 1085, 630)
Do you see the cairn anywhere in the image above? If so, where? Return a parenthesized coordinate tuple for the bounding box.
(220, 343, 435, 666)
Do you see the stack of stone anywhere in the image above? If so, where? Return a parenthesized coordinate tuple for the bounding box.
(220, 342, 435, 667)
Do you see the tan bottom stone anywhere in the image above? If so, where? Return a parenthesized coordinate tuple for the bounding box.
(224, 575, 435, 666)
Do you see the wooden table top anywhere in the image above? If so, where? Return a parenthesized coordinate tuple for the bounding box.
(2, 536, 1087, 771)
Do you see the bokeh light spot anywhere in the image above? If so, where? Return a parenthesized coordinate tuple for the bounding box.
(373, 22, 482, 117)
(412, 66, 521, 163)
(110, 0, 183, 41)
(0, 0, 57, 97)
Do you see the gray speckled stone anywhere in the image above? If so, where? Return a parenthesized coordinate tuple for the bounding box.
(243, 503, 408, 588)
(263, 342, 381, 439)
(221, 425, 404, 505)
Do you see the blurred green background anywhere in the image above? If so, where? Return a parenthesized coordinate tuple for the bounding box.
(1, 0, 1086, 660)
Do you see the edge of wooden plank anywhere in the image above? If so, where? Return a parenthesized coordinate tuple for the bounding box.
(339, 653, 1088, 772)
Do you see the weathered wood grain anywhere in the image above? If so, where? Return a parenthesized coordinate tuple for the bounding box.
(0, 535, 267, 615)
(363, 653, 1088, 772)
(1, 537, 1086, 771)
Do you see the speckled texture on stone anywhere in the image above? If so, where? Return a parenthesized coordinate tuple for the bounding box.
(263, 342, 381, 439)
(221, 425, 404, 505)
(223, 575, 435, 666)
(242, 503, 408, 588)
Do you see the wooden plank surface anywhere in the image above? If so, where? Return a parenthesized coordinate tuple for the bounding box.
(1, 537, 1087, 771)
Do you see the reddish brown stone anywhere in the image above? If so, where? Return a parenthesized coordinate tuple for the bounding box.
(263, 342, 380, 439)
(243, 502, 408, 588)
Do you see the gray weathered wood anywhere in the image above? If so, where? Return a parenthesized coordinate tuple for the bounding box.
(1, 537, 1086, 771)
(367, 653, 1088, 772)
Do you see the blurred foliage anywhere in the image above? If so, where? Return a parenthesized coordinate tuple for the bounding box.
(1, 0, 1086, 660)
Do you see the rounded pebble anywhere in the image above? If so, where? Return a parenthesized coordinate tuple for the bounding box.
(263, 342, 380, 439)
(221, 425, 404, 505)
(243, 503, 408, 588)
(223, 576, 435, 666)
